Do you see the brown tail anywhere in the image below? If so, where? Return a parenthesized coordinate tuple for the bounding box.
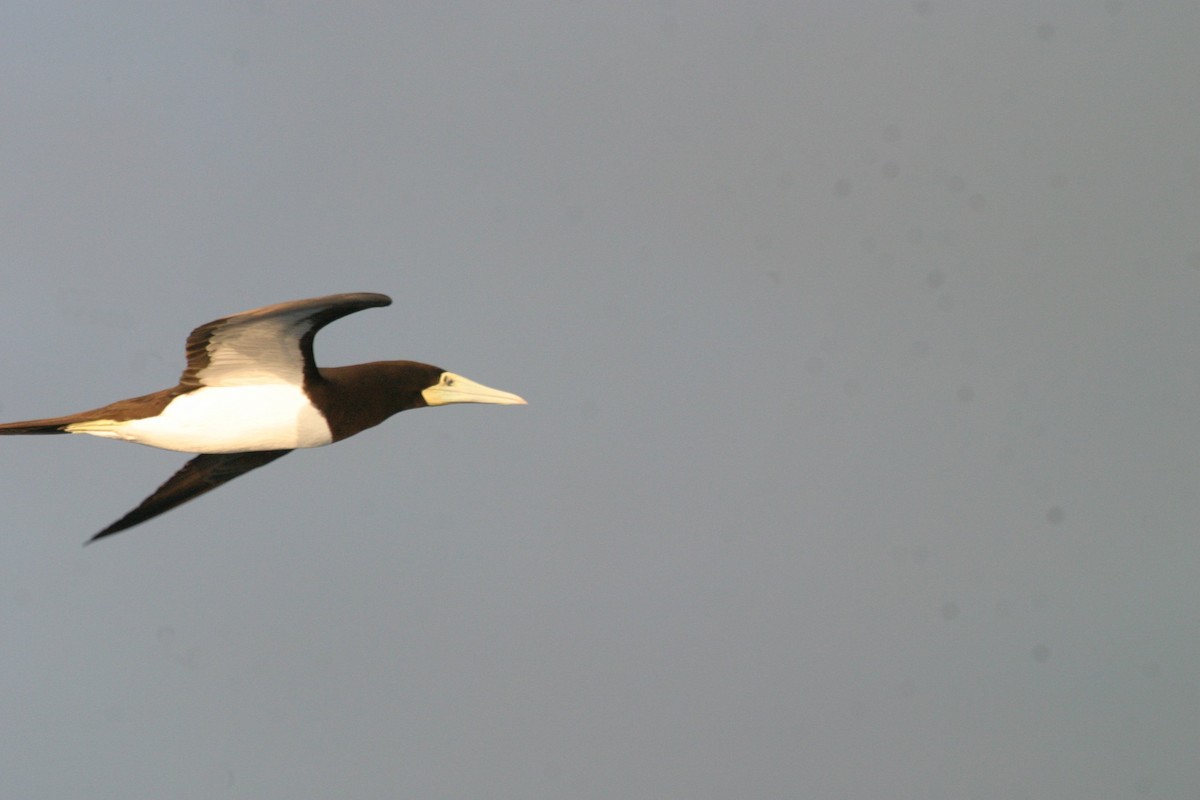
(0, 414, 85, 435)
(0, 389, 177, 437)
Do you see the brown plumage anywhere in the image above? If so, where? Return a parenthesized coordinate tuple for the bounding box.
(0, 293, 525, 543)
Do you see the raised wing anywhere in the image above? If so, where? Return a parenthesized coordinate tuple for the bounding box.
(180, 293, 392, 389)
(86, 449, 293, 543)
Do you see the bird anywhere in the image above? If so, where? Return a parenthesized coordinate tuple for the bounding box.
(0, 292, 526, 544)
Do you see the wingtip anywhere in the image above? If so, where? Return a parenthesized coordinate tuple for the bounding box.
(84, 526, 120, 546)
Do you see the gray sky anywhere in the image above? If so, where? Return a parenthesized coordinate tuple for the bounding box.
(2, 3, 1198, 798)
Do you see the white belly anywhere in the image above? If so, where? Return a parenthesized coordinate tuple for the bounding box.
(67, 385, 334, 453)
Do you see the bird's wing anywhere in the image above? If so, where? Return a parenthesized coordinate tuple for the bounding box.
(179, 293, 392, 389)
(87, 449, 293, 543)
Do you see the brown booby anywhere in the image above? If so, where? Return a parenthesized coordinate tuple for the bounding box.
(0, 293, 525, 543)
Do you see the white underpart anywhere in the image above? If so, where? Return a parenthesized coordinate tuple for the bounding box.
(66, 385, 333, 454)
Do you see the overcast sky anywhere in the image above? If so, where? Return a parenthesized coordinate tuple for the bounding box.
(2, 3, 1198, 798)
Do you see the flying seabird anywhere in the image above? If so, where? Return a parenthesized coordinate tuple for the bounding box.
(0, 292, 525, 543)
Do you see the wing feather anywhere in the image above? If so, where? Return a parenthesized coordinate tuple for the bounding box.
(180, 293, 391, 389)
(87, 449, 292, 543)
